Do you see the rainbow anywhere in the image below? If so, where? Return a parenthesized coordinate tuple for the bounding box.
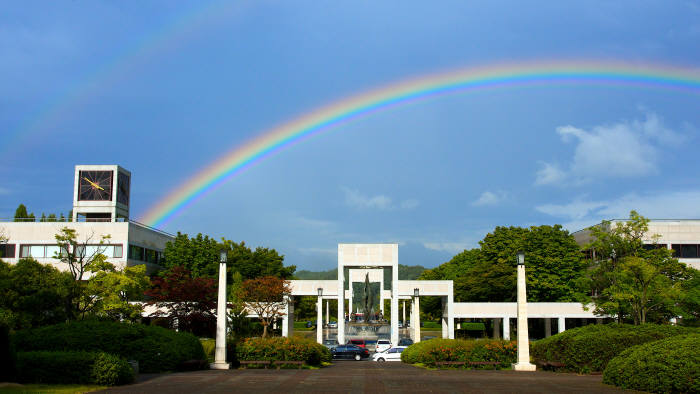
(139, 60, 700, 228)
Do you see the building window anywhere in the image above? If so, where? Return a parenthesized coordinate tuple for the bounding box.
(146, 249, 158, 264)
(0, 244, 15, 258)
(20, 245, 47, 258)
(671, 244, 700, 258)
(113, 245, 123, 258)
(128, 245, 145, 261)
(643, 243, 667, 251)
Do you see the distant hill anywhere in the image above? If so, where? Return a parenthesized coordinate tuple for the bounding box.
(295, 264, 426, 280)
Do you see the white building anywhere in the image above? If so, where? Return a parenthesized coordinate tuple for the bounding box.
(573, 219, 700, 270)
(0, 165, 173, 273)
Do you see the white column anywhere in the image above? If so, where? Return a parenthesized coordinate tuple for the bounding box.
(402, 300, 406, 325)
(441, 297, 448, 339)
(282, 298, 289, 337)
(412, 296, 420, 343)
(503, 317, 510, 340)
(326, 300, 330, 325)
(210, 261, 230, 370)
(447, 291, 455, 339)
(390, 265, 399, 345)
(287, 296, 295, 337)
(513, 261, 536, 371)
(337, 268, 345, 344)
(558, 317, 566, 333)
(316, 296, 323, 344)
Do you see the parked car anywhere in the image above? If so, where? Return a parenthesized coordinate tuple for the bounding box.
(372, 346, 407, 362)
(398, 321, 403, 328)
(375, 339, 391, 353)
(327, 321, 338, 329)
(323, 339, 339, 349)
(331, 345, 370, 361)
(398, 338, 413, 346)
(347, 339, 366, 348)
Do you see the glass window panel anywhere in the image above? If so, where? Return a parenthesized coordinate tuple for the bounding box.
(113, 245, 123, 258)
(0, 244, 15, 258)
(681, 244, 699, 258)
(30, 245, 45, 258)
(20, 245, 30, 257)
(672, 244, 681, 257)
(45, 245, 62, 258)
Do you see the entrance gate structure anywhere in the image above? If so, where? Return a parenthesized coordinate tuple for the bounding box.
(283, 243, 455, 346)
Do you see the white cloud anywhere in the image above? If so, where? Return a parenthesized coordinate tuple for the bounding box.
(0, 187, 11, 195)
(471, 191, 507, 206)
(536, 190, 700, 231)
(342, 187, 418, 210)
(535, 162, 567, 185)
(536, 113, 682, 185)
(422, 242, 470, 253)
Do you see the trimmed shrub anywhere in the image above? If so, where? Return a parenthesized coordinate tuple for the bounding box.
(200, 338, 216, 362)
(16, 351, 134, 386)
(400, 338, 517, 368)
(531, 323, 697, 373)
(236, 337, 331, 366)
(603, 334, 700, 393)
(13, 320, 205, 373)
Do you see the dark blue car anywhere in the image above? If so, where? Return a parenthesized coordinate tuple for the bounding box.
(331, 345, 370, 361)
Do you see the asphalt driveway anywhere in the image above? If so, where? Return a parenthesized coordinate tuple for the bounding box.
(101, 361, 634, 394)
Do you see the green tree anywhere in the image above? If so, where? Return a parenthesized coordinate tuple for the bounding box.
(86, 263, 150, 322)
(13, 204, 34, 222)
(0, 259, 73, 329)
(162, 232, 221, 278)
(585, 211, 697, 324)
(223, 240, 295, 280)
(422, 225, 588, 303)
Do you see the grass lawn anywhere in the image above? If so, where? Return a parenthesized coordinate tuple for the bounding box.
(0, 384, 105, 393)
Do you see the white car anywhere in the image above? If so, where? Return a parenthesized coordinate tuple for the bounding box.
(375, 339, 392, 353)
(372, 346, 407, 362)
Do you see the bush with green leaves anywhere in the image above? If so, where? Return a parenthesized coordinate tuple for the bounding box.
(0, 323, 16, 381)
(236, 337, 331, 366)
(603, 334, 700, 393)
(13, 320, 205, 373)
(531, 323, 696, 373)
(200, 338, 216, 362)
(16, 351, 134, 386)
(400, 338, 517, 368)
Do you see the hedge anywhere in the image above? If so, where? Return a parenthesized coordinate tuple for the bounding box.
(603, 334, 700, 393)
(0, 324, 16, 382)
(13, 320, 206, 373)
(531, 323, 696, 373)
(236, 337, 331, 366)
(16, 351, 134, 386)
(400, 338, 517, 368)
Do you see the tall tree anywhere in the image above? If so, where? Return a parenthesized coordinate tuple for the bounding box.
(242, 276, 291, 337)
(145, 266, 217, 336)
(13, 204, 33, 222)
(585, 211, 697, 324)
(162, 232, 220, 278)
(422, 225, 588, 303)
(224, 240, 295, 280)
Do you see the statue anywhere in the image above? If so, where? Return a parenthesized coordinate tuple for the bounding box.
(362, 273, 374, 322)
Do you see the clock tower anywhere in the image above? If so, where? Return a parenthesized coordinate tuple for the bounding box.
(72, 165, 131, 222)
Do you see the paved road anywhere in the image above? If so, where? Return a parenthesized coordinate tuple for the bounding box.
(102, 361, 634, 394)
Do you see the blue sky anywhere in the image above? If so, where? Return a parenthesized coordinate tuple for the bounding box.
(1, 1, 700, 270)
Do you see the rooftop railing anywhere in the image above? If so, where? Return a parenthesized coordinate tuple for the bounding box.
(0, 218, 173, 237)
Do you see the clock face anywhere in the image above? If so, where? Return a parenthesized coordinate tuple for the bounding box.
(117, 172, 130, 205)
(78, 170, 113, 201)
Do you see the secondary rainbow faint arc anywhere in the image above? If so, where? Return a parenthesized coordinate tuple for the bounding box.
(140, 60, 700, 228)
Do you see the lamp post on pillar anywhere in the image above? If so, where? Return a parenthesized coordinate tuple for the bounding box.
(317, 288, 323, 344)
(211, 249, 230, 369)
(412, 288, 420, 343)
(513, 251, 536, 371)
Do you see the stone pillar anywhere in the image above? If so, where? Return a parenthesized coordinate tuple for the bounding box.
(544, 318, 552, 338)
(558, 317, 566, 333)
(503, 317, 510, 340)
(390, 266, 399, 346)
(513, 258, 536, 371)
(447, 293, 454, 339)
(317, 296, 323, 344)
(210, 260, 230, 370)
(326, 300, 330, 325)
(493, 318, 501, 339)
(412, 296, 421, 343)
(337, 268, 345, 345)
